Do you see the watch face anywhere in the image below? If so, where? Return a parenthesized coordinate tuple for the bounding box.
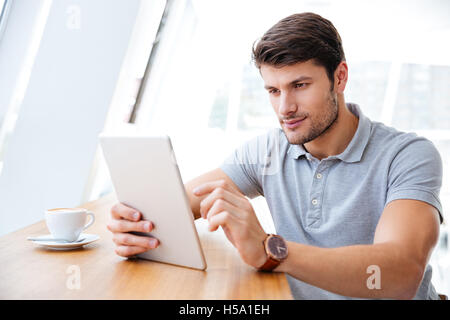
(267, 235, 288, 260)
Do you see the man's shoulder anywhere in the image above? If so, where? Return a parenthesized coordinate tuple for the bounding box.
(368, 120, 436, 154)
(368, 120, 441, 165)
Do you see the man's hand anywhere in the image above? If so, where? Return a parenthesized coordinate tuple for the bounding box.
(193, 179, 267, 269)
(107, 202, 159, 257)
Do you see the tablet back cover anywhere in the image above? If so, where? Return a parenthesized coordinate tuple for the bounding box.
(99, 135, 207, 270)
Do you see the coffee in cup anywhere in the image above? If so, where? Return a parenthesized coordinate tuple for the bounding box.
(45, 208, 95, 242)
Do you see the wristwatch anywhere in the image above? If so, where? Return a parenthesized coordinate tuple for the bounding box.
(258, 234, 288, 272)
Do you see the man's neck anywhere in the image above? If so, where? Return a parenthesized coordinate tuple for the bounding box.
(303, 95, 359, 161)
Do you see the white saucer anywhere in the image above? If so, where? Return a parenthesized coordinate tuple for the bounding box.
(27, 233, 100, 250)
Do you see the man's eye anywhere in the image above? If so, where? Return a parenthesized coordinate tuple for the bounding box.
(269, 89, 279, 94)
(295, 83, 307, 88)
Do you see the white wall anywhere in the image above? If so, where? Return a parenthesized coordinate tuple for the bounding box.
(0, 0, 40, 126)
(0, 0, 141, 236)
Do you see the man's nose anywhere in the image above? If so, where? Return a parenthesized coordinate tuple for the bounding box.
(279, 92, 298, 117)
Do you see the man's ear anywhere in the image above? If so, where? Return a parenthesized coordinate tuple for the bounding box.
(334, 61, 348, 93)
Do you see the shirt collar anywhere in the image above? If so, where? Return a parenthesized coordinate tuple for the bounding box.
(287, 103, 371, 163)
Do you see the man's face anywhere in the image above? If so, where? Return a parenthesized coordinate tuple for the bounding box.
(260, 60, 338, 145)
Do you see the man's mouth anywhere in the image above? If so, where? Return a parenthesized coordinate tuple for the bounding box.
(283, 117, 307, 129)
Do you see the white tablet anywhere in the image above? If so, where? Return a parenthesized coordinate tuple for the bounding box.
(99, 134, 207, 270)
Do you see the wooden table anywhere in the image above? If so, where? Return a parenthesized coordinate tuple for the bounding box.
(0, 193, 292, 299)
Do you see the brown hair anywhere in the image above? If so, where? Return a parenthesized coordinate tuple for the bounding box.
(252, 12, 346, 85)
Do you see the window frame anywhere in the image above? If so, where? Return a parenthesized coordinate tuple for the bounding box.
(0, 0, 11, 42)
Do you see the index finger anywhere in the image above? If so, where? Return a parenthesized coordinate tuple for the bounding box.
(111, 202, 141, 221)
(192, 179, 236, 197)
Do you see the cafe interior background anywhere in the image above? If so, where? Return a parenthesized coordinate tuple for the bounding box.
(0, 0, 448, 295)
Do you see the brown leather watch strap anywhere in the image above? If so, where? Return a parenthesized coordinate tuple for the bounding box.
(259, 255, 280, 272)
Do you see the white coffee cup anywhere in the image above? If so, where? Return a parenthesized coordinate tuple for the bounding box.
(45, 208, 95, 242)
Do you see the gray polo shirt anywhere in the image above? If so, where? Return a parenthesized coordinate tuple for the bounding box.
(220, 103, 443, 300)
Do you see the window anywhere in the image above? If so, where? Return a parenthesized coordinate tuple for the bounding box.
(0, 0, 6, 19)
(0, 0, 7, 39)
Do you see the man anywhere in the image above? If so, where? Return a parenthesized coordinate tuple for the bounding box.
(107, 12, 444, 300)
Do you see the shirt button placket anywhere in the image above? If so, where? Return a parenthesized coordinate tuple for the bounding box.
(308, 162, 329, 228)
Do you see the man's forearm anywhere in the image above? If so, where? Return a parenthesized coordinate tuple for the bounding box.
(276, 241, 425, 299)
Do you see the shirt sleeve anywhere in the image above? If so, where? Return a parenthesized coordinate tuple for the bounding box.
(385, 135, 444, 223)
(220, 130, 280, 199)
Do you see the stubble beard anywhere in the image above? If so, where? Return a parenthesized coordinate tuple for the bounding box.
(282, 91, 339, 145)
